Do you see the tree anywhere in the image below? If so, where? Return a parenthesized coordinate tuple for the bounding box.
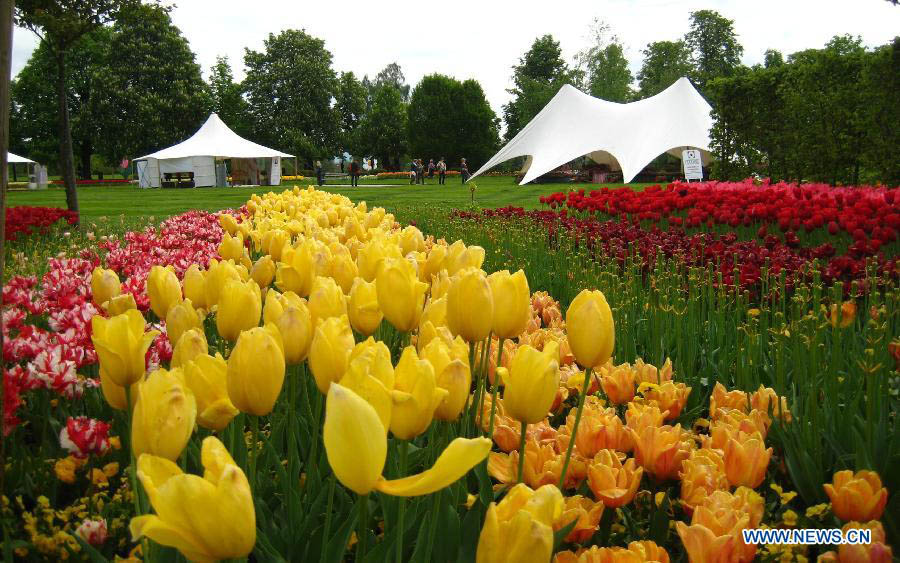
(92, 4, 210, 163)
(209, 56, 250, 137)
(374, 62, 410, 101)
(684, 9, 744, 91)
(10, 27, 112, 178)
(636, 40, 695, 98)
(407, 74, 498, 169)
(244, 29, 340, 165)
(15, 0, 140, 214)
(764, 49, 784, 68)
(574, 18, 633, 102)
(334, 71, 368, 156)
(357, 84, 406, 170)
(503, 34, 572, 141)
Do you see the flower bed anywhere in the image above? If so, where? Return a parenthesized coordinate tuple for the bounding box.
(49, 178, 132, 185)
(5, 206, 79, 241)
(376, 170, 461, 179)
(2, 186, 895, 561)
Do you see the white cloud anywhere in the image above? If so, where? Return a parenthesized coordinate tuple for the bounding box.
(11, 0, 900, 119)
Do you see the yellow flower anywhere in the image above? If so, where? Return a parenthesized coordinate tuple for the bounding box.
(356, 237, 399, 282)
(249, 255, 276, 289)
(218, 231, 245, 262)
(99, 365, 138, 411)
(132, 367, 197, 461)
(376, 257, 428, 332)
(823, 469, 888, 522)
(446, 268, 494, 343)
(323, 383, 490, 495)
(183, 353, 240, 431)
(204, 259, 242, 308)
(487, 270, 530, 339)
(182, 264, 207, 310)
(274, 300, 313, 366)
(218, 213, 239, 235)
(308, 276, 347, 325)
(804, 503, 829, 519)
(170, 329, 209, 369)
(102, 293, 138, 316)
(629, 424, 693, 481)
(422, 243, 447, 282)
(147, 265, 183, 318)
(565, 289, 615, 369)
(165, 298, 204, 347)
(679, 449, 728, 513)
(476, 483, 563, 563)
(329, 247, 359, 293)
(262, 228, 290, 260)
(54, 457, 79, 483)
(215, 278, 261, 341)
(399, 225, 425, 255)
(390, 346, 448, 440)
(501, 342, 560, 424)
(339, 339, 396, 431)
(309, 315, 355, 394)
(91, 310, 160, 387)
(348, 278, 383, 336)
(444, 240, 485, 275)
(227, 324, 285, 416)
(782, 509, 798, 527)
(130, 437, 255, 562)
(91, 267, 121, 308)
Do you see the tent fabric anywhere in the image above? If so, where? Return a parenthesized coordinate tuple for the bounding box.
(136, 113, 293, 160)
(469, 77, 713, 185)
(8, 151, 36, 164)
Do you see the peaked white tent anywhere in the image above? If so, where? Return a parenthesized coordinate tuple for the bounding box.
(470, 77, 714, 185)
(8, 151, 35, 164)
(135, 113, 295, 188)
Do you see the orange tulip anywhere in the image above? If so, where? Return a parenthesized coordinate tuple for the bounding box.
(749, 385, 791, 422)
(553, 495, 604, 544)
(679, 449, 728, 514)
(599, 363, 635, 405)
(488, 437, 587, 490)
(675, 521, 737, 563)
(639, 381, 691, 421)
(625, 402, 668, 434)
(829, 301, 857, 328)
(586, 449, 643, 508)
(723, 431, 772, 488)
(554, 541, 670, 563)
(708, 383, 750, 417)
(633, 358, 674, 385)
(557, 398, 631, 457)
(823, 470, 888, 522)
(629, 424, 693, 481)
(827, 521, 894, 563)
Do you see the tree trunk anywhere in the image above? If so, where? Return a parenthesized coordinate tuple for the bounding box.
(55, 51, 79, 218)
(79, 141, 92, 180)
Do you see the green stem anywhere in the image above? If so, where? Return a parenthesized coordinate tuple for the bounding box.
(320, 473, 336, 562)
(249, 415, 259, 492)
(308, 391, 324, 487)
(487, 337, 505, 438)
(516, 421, 528, 483)
(124, 384, 142, 517)
(423, 424, 447, 561)
(396, 442, 408, 563)
(559, 366, 592, 490)
(476, 335, 492, 431)
(355, 493, 369, 562)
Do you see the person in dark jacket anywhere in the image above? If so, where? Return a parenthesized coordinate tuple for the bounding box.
(460, 158, 469, 184)
(437, 157, 447, 185)
(315, 160, 323, 186)
(349, 158, 360, 187)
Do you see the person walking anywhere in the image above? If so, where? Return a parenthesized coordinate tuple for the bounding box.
(460, 158, 469, 184)
(437, 157, 446, 185)
(428, 159, 435, 181)
(409, 159, 417, 185)
(349, 158, 360, 187)
(315, 159, 323, 186)
(418, 159, 426, 185)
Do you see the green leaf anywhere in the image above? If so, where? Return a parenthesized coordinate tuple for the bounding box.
(552, 517, 578, 551)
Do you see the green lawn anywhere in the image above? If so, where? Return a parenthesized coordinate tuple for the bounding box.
(6, 176, 654, 218)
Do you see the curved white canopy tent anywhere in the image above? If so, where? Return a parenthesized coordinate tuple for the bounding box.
(469, 77, 714, 185)
(135, 113, 294, 188)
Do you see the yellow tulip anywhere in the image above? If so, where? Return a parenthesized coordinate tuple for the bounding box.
(420, 296, 447, 330)
(487, 270, 530, 339)
(218, 212, 240, 235)
(309, 315, 355, 394)
(91, 309, 160, 387)
(99, 365, 137, 411)
(147, 265, 183, 319)
(130, 436, 255, 562)
(204, 259, 242, 309)
(339, 340, 397, 432)
(565, 289, 615, 369)
(329, 247, 359, 293)
(262, 228, 290, 261)
(171, 328, 209, 369)
(446, 268, 494, 343)
(430, 270, 452, 300)
(823, 470, 888, 522)
(348, 278, 383, 336)
(274, 300, 313, 365)
(417, 321, 454, 352)
(182, 264, 207, 309)
(445, 240, 485, 275)
(390, 346, 448, 439)
(476, 483, 564, 563)
(357, 237, 400, 282)
(399, 225, 425, 255)
(422, 243, 447, 282)
(183, 353, 239, 431)
(308, 276, 347, 325)
(502, 342, 560, 424)
(91, 267, 121, 308)
(165, 298, 204, 347)
(421, 336, 471, 421)
(102, 293, 137, 316)
(218, 231, 245, 262)
(323, 383, 490, 495)
(376, 257, 428, 332)
(227, 324, 285, 416)
(216, 279, 262, 342)
(249, 255, 276, 288)
(132, 367, 196, 461)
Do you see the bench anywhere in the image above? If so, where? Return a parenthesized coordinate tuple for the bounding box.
(162, 172, 195, 188)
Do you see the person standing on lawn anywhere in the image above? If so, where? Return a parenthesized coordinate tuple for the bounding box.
(428, 159, 436, 182)
(460, 158, 469, 184)
(438, 157, 447, 185)
(315, 160, 323, 186)
(418, 159, 426, 185)
(349, 158, 360, 187)
(410, 159, 417, 184)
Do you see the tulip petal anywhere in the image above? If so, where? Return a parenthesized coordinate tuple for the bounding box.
(130, 515, 215, 563)
(323, 383, 387, 495)
(376, 437, 491, 496)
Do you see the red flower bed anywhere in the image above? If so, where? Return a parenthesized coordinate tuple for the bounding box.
(5, 206, 79, 241)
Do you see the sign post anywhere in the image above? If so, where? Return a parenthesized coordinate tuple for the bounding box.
(682, 149, 703, 182)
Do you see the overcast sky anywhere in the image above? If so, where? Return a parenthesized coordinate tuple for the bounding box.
(11, 0, 900, 116)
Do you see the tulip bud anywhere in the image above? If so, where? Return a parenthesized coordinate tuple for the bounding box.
(823, 470, 888, 522)
(723, 431, 772, 488)
(357, 237, 400, 282)
(132, 367, 197, 461)
(91, 310, 160, 387)
(275, 301, 313, 365)
(183, 353, 239, 431)
(421, 336, 471, 421)
(171, 328, 209, 369)
(99, 365, 138, 411)
(218, 213, 240, 235)
(262, 229, 290, 261)
(446, 268, 494, 343)
(476, 483, 563, 563)
(309, 315, 355, 394)
(502, 342, 560, 424)
(204, 259, 242, 309)
(182, 264, 207, 309)
(216, 279, 261, 341)
(218, 231, 245, 262)
(390, 346, 447, 440)
(165, 298, 204, 347)
(445, 240, 485, 275)
(249, 255, 276, 289)
(566, 289, 615, 369)
(227, 324, 285, 416)
(91, 267, 121, 308)
(147, 265, 183, 319)
(348, 278, 383, 336)
(376, 257, 428, 332)
(308, 275, 347, 325)
(329, 247, 359, 294)
(422, 243, 447, 282)
(399, 225, 425, 255)
(487, 270, 530, 339)
(102, 293, 137, 316)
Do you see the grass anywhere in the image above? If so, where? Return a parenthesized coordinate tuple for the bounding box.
(6, 176, 654, 219)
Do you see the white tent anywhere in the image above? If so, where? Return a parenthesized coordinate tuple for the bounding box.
(8, 151, 35, 164)
(469, 77, 714, 185)
(135, 113, 295, 188)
